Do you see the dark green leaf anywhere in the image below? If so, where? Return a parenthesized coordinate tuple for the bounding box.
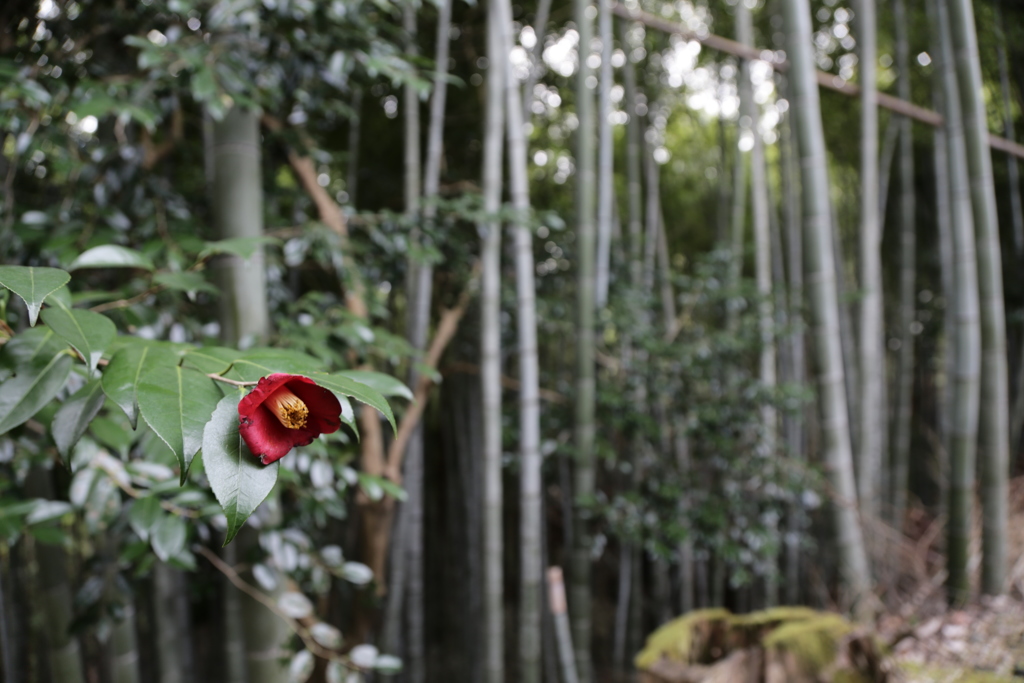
(200, 237, 280, 261)
(0, 353, 73, 435)
(226, 348, 324, 382)
(40, 307, 116, 372)
(0, 266, 71, 326)
(202, 394, 279, 545)
(309, 373, 395, 433)
(152, 271, 219, 295)
(128, 495, 162, 541)
(102, 342, 181, 429)
(151, 513, 186, 561)
(335, 370, 413, 400)
(68, 245, 154, 271)
(1, 327, 65, 369)
(180, 346, 240, 375)
(137, 365, 222, 482)
(52, 379, 105, 461)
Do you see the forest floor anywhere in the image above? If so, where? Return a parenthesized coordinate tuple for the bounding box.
(877, 477, 1024, 682)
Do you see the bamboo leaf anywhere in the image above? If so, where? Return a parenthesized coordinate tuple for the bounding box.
(40, 306, 116, 372)
(202, 394, 279, 545)
(137, 365, 222, 483)
(0, 265, 71, 326)
(0, 352, 73, 435)
(51, 379, 106, 461)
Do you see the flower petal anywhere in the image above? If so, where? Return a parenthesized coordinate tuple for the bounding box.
(286, 379, 342, 435)
(237, 373, 343, 465)
(239, 405, 318, 464)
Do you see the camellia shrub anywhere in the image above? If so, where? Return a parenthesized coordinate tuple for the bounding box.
(0, 256, 399, 546)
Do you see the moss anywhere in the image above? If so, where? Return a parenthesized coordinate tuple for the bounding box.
(762, 612, 854, 674)
(634, 608, 732, 670)
(898, 662, 1017, 682)
(729, 606, 822, 628)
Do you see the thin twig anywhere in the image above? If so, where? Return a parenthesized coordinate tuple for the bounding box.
(207, 374, 258, 387)
(384, 265, 480, 483)
(196, 545, 365, 670)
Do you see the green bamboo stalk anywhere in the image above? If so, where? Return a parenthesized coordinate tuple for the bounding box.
(491, 0, 544, 676)
(571, 0, 597, 672)
(946, 0, 1010, 596)
(111, 600, 141, 683)
(782, 0, 873, 611)
(211, 106, 287, 682)
(926, 0, 954, 521)
(480, 5, 505, 681)
(737, 0, 777, 604)
(936, 0, 982, 604)
(778, 78, 806, 605)
(595, 0, 614, 308)
(890, 0, 916, 535)
(25, 467, 85, 683)
(856, 0, 884, 528)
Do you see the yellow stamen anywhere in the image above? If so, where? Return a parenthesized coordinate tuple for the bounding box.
(266, 387, 308, 429)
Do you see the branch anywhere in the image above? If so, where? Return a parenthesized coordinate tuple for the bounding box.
(612, 3, 1024, 159)
(442, 361, 567, 404)
(197, 546, 365, 670)
(384, 268, 479, 483)
(207, 373, 258, 387)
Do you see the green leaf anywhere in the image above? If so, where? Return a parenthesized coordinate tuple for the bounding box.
(226, 348, 324, 382)
(0, 266, 71, 326)
(68, 245, 154, 271)
(151, 513, 187, 562)
(180, 346, 240, 375)
(40, 306, 116, 372)
(51, 379, 105, 461)
(102, 342, 181, 429)
(128, 495, 162, 541)
(308, 373, 396, 433)
(335, 370, 413, 400)
(202, 394, 279, 545)
(0, 327, 65, 369)
(152, 271, 219, 295)
(200, 237, 280, 261)
(137, 365, 222, 483)
(0, 352, 73, 435)
(25, 500, 74, 526)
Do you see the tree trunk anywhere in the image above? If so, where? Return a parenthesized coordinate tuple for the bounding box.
(856, 0, 884, 528)
(942, 0, 1007, 602)
(947, 0, 1010, 596)
(571, 0, 597, 674)
(782, 0, 873, 610)
(481, 5, 506, 680)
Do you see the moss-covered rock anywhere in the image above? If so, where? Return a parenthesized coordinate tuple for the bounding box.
(636, 606, 887, 683)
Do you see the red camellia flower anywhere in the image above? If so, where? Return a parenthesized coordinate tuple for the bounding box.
(238, 374, 342, 464)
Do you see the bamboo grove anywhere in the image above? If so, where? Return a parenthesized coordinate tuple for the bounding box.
(1, 0, 1024, 681)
